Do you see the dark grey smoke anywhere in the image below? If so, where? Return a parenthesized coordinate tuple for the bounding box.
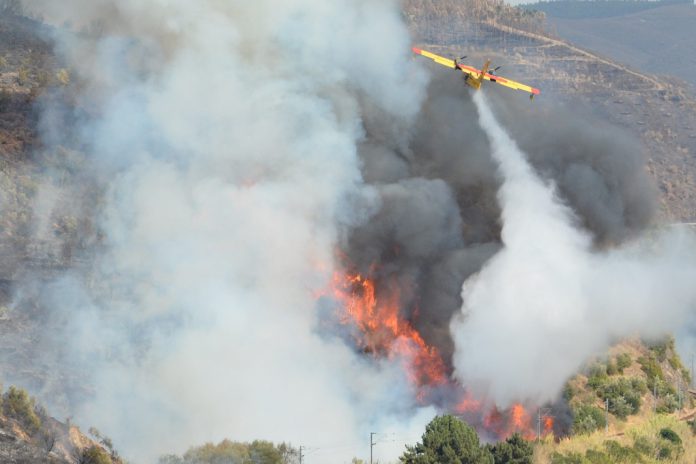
(345, 64, 658, 369)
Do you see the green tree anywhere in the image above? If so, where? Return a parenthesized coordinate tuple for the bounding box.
(487, 433, 532, 464)
(400, 415, 493, 464)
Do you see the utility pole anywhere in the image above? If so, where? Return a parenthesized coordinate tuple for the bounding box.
(654, 382, 658, 413)
(299, 446, 304, 464)
(605, 399, 609, 435)
(537, 408, 552, 442)
(370, 432, 376, 464)
(691, 353, 694, 388)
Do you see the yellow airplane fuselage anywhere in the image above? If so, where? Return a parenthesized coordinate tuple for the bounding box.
(463, 60, 490, 91)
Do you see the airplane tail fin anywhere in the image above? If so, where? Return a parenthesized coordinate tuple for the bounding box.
(476, 60, 491, 88)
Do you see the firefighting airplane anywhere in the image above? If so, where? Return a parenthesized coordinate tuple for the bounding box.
(412, 47, 540, 99)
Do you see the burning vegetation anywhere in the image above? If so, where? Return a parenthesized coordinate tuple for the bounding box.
(320, 257, 555, 442)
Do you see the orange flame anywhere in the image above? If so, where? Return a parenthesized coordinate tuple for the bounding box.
(329, 270, 446, 391)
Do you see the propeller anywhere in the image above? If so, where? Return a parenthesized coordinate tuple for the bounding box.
(489, 65, 502, 74)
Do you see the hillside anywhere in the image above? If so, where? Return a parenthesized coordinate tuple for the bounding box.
(544, 3, 696, 90)
(535, 337, 696, 463)
(0, 384, 119, 464)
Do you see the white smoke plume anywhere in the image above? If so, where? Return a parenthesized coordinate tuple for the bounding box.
(451, 92, 696, 407)
(16, 0, 436, 462)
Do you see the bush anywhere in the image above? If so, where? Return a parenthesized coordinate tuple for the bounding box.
(597, 378, 645, 419)
(659, 428, 681, 445)
(563, 383, 576, 402)
(571, 405, 606, 435)
(3, 386, 41, 434)
(584, 449, 611, 464)
(603, 440, 642, 463)
(587, 364, 608, 390)
(615, 353, 632, 373)
(632, 436, 652, 456)
(79, 446, 112, 464)
(688, 419, 696, 435)
(656, 393, 679, 414)
(550, 452, 586, 464)
(638, 354, 664, 391)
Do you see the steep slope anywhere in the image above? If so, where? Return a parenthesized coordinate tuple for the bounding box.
(535, 337, 696, 463)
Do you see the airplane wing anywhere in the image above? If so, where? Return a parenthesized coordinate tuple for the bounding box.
(412, 47, 476, 77)
(482, 72, 541, 97)
(412, 47, 540, 97)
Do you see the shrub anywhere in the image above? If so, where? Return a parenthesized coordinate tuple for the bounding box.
(584, 449, 611, 464)
(603, 440, 642, 463)
(656, 393, 679, 414)
(597, 378, 645, 419)
(659, 428, 681, 445)
(78, 445, 112, 464)
(638, 354, 664, 391)
(17, 66, 29, 85)
(563, 383, 576, 402)
(587, 364, 608, 390)
(615, 353, 632, 373)
(571, 405, 606, 435)
(3, 386, 41, 434)
(550, 452, 586, 464)
(688, 419, 696, 435)
(632, 436, 652, 456)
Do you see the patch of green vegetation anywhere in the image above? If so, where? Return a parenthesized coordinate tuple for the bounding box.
(586, 364, 608, 390)
(571, 404, 606, 435)
(159, 440, 300, 464)
(615, 353, 632, 374)
(596, 378, 646, 419)
(2, 386, 41, 434)
(488, 433, 533, 464)
(659, 427, 681, 445)
(79, 445, 112, 464)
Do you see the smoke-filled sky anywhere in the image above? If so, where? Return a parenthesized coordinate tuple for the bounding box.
(7, 0, 696, 462)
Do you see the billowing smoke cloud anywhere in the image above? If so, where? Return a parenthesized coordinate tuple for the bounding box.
(450, 92, 696, 407)
(14, 0, 438, 462)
